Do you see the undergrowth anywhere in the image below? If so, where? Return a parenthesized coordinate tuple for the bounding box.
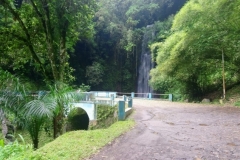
(0, 120, 135, 160)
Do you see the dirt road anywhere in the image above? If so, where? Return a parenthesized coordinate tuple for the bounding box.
(89, 100, 240, 160)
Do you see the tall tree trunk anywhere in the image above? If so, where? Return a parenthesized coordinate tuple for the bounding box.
(222, 48, 226, 99)
(53, 117, 58, 139)
(33, 137, 39, 150)
(53, 108, 64, 139)
(28, 118, 42, 150)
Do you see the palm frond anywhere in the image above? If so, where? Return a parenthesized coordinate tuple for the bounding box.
(23, 94, 57, 119)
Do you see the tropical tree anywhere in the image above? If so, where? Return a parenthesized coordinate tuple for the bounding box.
(150, 0, 240, 100)
(22, 83, 77, 143)
(47, 83, 76, 139)
(87, 0, 186, 91)
(86, 61, 104, 86)
(0, 69, 29, 143)
(0, 69, 43, 148)
(22, 86, 77, 149)
(22, 92, 56, 149)
(0, 0, 96, 84)
(0, 68, 77, 148)
(0, 0, 97, 139)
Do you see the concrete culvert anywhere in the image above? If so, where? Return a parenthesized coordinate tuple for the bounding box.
(67, 108, 89, 131)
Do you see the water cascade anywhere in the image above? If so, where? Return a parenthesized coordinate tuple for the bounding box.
(137, 25, 155, 97)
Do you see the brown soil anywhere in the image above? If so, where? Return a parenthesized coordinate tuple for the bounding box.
(88, 100, 240, 160)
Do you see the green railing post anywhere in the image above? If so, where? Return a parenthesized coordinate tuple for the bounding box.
(169, 94, 173, 101)
(118, 101, 125, 121)
(128, 97, 132, 108)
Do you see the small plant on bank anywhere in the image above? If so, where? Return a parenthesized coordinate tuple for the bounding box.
(91, 104, 117, 129)
(234, 101, 240, 107)
(0, 135, 33, 160)
(0, 139, 4, 147)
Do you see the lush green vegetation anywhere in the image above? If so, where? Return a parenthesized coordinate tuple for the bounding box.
(0, 0, 185, 151)
(0, 120, 134, 160)
(0, 0, 97, 146)
(0, 0, 187, 92)
(91, 104, 117, 129)
(1, 0, 240, 158)
(0, 0, 96, 85)
(0, 69, 78, 149)
(224, 85, 240, 106)
(4, 0, 238, 100)
(0, 138, 33, 160)
(35, 120, 134, 160)
(0, 0, 187, 88)
(150, 0, 240, 100)
(70, 0, 187, 91)
(0, 0, 96, 149)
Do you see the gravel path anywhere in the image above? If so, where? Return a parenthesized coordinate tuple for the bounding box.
(88, 100, 240, 160)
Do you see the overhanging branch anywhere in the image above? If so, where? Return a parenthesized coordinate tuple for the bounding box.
(0, 0, 47, 79)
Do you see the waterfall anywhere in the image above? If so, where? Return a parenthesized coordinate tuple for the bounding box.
(137, 25, 155, 97)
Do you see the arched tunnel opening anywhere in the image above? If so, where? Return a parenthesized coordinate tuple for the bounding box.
(67, 107, 90, 131)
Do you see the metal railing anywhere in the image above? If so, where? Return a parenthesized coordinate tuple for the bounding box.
(117, 92, 173, 101)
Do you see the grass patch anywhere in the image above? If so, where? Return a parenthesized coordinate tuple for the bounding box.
(211, 99, 221, 104)
(226, 85, 240, 104)
(16, 130, 54, 148)
(234, 101, 240, 107)
(0, 128, 53, 148)
(32, 120, 135, 160)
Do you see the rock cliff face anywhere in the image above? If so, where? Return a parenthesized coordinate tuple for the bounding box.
(2, 118, 8, 139)
(1, 116, 15, 142)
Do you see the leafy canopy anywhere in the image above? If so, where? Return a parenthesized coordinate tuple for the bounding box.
(150, 0, 240, 99)
(0, 0, 97, 84)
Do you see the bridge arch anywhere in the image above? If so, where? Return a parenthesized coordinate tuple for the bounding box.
(70, 102, 97, 121)
(67, 107, 89, 130)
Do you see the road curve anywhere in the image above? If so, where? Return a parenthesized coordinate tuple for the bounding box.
(88, 100, 240, 160)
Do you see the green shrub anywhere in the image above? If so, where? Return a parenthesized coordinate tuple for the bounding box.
(92, 104, 117, 129)
(0, 140, 33, 160)
(212, 99, 221, 104)
(234, 101, 240, 107)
